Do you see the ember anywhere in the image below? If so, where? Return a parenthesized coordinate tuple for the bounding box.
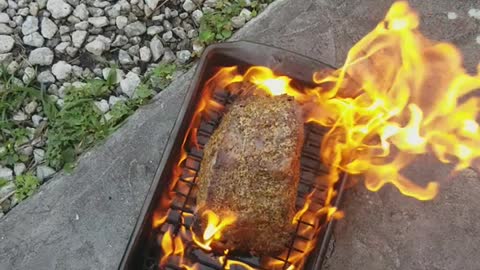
(122, 2, 480, 269)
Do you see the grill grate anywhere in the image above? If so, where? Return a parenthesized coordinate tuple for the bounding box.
(144, 89, 335, 270)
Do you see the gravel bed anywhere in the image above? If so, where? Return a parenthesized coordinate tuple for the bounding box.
(0, 0, 260, 215)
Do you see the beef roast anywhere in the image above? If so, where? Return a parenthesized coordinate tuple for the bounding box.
(196, 94, 304, 255)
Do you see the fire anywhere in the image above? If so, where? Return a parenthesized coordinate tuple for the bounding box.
(152, 1, 480, 269)
(159, 228, 186, 267)
(309, 1, 480, 201)
(192, 210, 237, 251)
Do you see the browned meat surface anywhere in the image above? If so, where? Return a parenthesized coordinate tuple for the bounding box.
(196, 94, 304, 255)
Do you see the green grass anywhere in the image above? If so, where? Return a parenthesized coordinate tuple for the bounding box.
(0, 67, 42, 167)
(45, 69, 155, 171)
(14, 173, 40, 201)
(198, 0, 274, 44)
(0, 65, 164, 201)
(149, 63, 177, 90)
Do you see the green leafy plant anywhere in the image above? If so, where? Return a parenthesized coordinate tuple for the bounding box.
(0, 67, 47, 167)
(149, 63, 178, 90)
(15, 173, 40, 201)
(198, 0, 274, 44)
(45, 78, 115, 170)
(44, 69, 156, 170)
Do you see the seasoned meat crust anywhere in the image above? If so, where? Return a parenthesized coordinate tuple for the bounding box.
(196, 94, 304, 255)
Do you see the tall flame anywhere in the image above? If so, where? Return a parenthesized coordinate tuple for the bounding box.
(310, 1, 480, 200)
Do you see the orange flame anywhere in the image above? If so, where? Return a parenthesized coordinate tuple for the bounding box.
(159, 228, 186, 266)
(310, 1, 480, 200)
(192, 210, 237, 251)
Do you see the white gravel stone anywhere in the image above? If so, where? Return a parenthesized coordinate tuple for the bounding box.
(18, 8, 30, 17)
(179, 12, 188, 19)
(52, 61, 72, 80)
(160, 48, 175, 63)
(239, 8, 252, 21)
(147, 25, 163, 36)
(139, 46, 151, 62)
(176, 50, 191, 64)
(13, 163, 26, 176)
(88, 16, 108, 28)
(145, 0, 159, 10)
(192, 9, 203, 25)
(231, 15, 245, 28)
(13, 111, 28, 122)
(74, 21, 88, 30)
(150, 35, 165, 61)
(162, 30, 173, 42)
(468, 9, 480, 20)
(17, 145, 33, 157)
(152, 14, 165, 21)
(118, 49, 133, 65)
(0, 0, 7, 12)
(476, 35, 480, 45)
(116, 15, 127, 29)
(0, 167, 13, 181)
(187, 29, 198, 39)
(55, 41, 69, 53)
(182, 0, 196, 12)
(6, 61, 18, 74)
(23, 32, 45, 47)
(37, 70, 56, 84)
(66, 46, 78, 57)
(102, 67, 124, 84)
(0, 13, 9, 23)
(22, 16, 39, 35)
(59, 25, 70, 35)
(22, 67, 35, 83)
(32, 114, 43, 127)
(447, 12, 457, 20)
(33, 148, 45, 163)
(172, 27, 186, 39)
(41, 17, 57, 39)
(28, 47, 54, 65)
(112, 35, 128, 47)
(56, 98, 64, 108)
(36, 165, 56, 181)
(47, 0, 73, 19)
(29, 2, 39, 16)
(71, 30, 87, 47)
(0, 23, 12, 34)
(124, 21, 146, 37)
(108, 95, 126, 106)
(203, 0, 217, 8)
(85, 39, 105, 56)
(192, 39, 204, 54)
(37, 0, 48, 9)
(25, 100, 38, 114)
(73, 3, 88, 20)
(120, 71, 141, 97)
(106, 4, 121, 18)
(94, 99, 109, 114)
(95, 35, 111, 50)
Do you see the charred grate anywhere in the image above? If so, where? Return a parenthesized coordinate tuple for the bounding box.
(142, 89, 337, 270)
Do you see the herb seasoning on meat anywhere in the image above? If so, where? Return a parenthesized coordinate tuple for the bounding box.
(196, 94, 304, 255)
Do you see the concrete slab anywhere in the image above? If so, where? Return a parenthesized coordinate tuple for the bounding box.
(1, 0, 479, 269)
